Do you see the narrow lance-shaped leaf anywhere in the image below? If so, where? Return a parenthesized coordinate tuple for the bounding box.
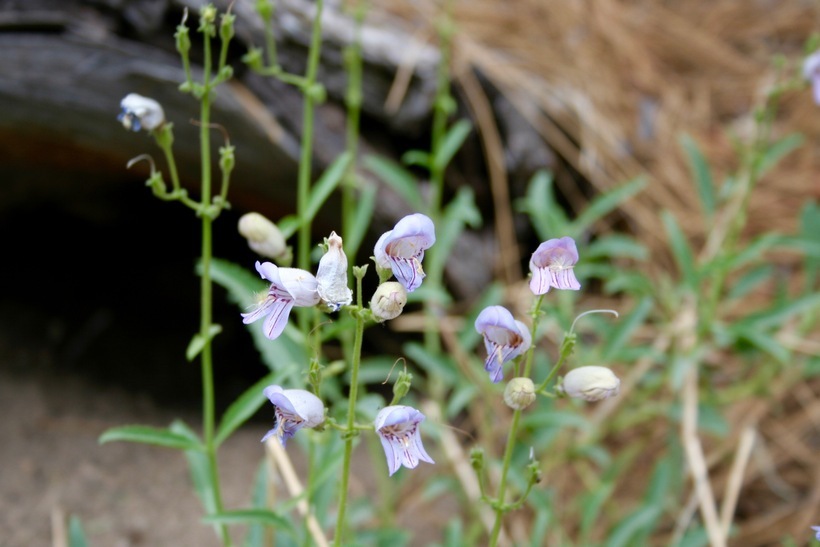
(215, 372, 277, 446)
(661, 210, 698, 288)
(98, 425, 203, 451)
(572, 177, 646, 236)
(679, 134, 716, 221)
(433, 119, 473, 171)
(363, 155, 425, 211)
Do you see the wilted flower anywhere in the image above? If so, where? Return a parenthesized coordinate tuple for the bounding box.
(374, 213, 435, 292)
(316, 231, 352, 311)
(803, 50, 820, 105)
(370, 282, 408, 322)
(238, 212, 287, 260)
(559, 366, 620, 402)
(117, 93, 165, 132)
(504, 377, 536, 410)
(374, 405, 434, 476)
(529, 236, 581, 295)
(475, 305, 532, 383)
(241, 261, 320, 340)
(261, 385, 325, 446)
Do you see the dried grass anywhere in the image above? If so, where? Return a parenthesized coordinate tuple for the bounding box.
(365, 0, 820, 543)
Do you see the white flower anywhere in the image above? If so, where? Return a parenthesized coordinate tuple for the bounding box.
(117, 93, 165, 132)
(261, 385, 325, 446)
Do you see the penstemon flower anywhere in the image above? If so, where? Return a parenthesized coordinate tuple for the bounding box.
(529, 236, 581, 295)
(812, 526, 820, 540)
(475, 305, 532, 384)
(374, 213, 436, 292)
(374, 405, 435, 476)
(261, 385, 325, 446)
(559, 366, 620, 402)
(803, 50, 820, 106)
(117, 93, 165, 132)
(241, 261, 320, 340)
(316, 231, 353, 311)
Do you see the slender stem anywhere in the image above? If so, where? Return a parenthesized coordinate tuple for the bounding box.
(487, 295, 544, 545)
(333, 275, 366, 546)
(423, 0, 454, 355)
(296, 0, 324, 273)
(198, 34, 229, 546)
(488, 408, 521, 546)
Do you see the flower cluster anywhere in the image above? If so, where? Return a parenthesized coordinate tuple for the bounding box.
(473, 236, 620, 404)
(249, 213, 435, 476)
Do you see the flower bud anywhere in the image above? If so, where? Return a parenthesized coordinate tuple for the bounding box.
(238, 212, 287, 260)
(118, 93, 165, 132)
(369, 282, 407, 322)
(316, 231, 353, 312)
(559, 366, 620, 402)
(504, 377, 536, 410)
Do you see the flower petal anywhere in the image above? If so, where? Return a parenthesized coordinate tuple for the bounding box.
(261, 298, 295, 340)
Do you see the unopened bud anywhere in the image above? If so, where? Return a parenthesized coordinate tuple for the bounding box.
(369, 282, 407, 322)
(238, 212, 287, 260)
(316, 231, 352, 312)
(558, 366, 620, 402)
(504, 377, 536, 410)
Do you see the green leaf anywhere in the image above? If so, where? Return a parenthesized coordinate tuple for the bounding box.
(304, 152, 352, 224)
(170, 421, 220, 527)
(203, 509, 295, 533)
(215, 372, 277, 446)
(401, 149, 431, 169)
(731, 291, 820, 332)
(68, 516, 88, 547)
(679, 134, 716, 220)
(661, 210, 698, 287)
(363, 155, 425, 211)
(601, 296, 653, 362)
(344, 181, 377, 260)
(186, 324, 223, 361)
(433, 119, 473, 171)
(585, 234, 649, 261)
(604, 506, 662, 547)
(516, 170, 568, 240)
(403, 342, 459, 385)
(243, 463, 270, 547)
(435, 186, 482, 262)
(277, 215, 299, 239)
(758, 132, 804, 176)
(572, 177, 646, 235)
(98, 425, 203, 451)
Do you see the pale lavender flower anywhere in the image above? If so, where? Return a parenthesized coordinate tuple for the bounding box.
(529, 236, 581, 295)
(812, 526, 820, 540)
(261, 385, 325, 446)
(118, 93, 165, 132)
(374, 213, 435, 292)
(803, 50, 820, 105)
(374, 405, 434, 476)
(475, 305, 532, 384)
(316, 231, 352, 311)
(241, 261, 320, 340)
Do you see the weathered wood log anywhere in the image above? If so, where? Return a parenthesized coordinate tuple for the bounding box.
(0, 0, 555, 300)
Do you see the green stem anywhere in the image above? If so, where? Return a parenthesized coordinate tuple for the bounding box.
(487, 294, 544, 545)
(333, 276, 366, 546)
(488, 408, 521, 546)
(422, 0, 454, 355)
(296, 0, 325, 273)
(198, 35, 229, 545)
